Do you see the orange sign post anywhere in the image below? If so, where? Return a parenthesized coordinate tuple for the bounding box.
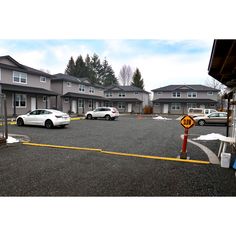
(179, 115, 195, 159)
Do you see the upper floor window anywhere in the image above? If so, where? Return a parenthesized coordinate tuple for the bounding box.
(207, 91, 213, 95)
(157, 92, 162, 95)
(134, 92, 139, 95)
(79, 84, 85, 92)
(13, 71, 27, 84)
(89, 87, 95, 93)
(187, 92, 197, 98)
(40, 76, 47, 83)
(119, 92, 125, 97)
(172, 92, 181, 97)
(105, 92, 112, 97)
(67, 82, 72, 87)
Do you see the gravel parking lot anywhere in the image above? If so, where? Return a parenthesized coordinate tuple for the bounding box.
(0, 116, 236, 196)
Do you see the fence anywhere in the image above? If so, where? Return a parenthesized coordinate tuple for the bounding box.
(0, 93, 8, 144)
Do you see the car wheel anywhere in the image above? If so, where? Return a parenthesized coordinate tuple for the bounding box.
(105, 115, 111, 121)
(198, 120, 205, 126)
(45, 119, 54, 129)
(87, 114, 92, 120)
(60, 125, 66, 128)
(17, 118, 24, 126)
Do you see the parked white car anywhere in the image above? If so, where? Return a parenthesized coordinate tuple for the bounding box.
(16, 109, 70, 128)
(85, 107, 119, 120)
(188, 108, 217, 117)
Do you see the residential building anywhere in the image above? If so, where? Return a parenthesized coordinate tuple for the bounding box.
(0, 55, 57, 117)
(51, 73, 108, 114)
(104, 85, 150, 113)
(152, 84, 219, 115)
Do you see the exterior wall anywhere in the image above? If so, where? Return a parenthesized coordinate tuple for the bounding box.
(0, 58, 16, 66)
(153, 91, 218, 101)
(0, 68, 51, 90)
(111, 101, 142, 113)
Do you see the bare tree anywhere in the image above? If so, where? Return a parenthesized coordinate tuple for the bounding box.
(205, 77, 224, 90)
(118, 65, 133, 85)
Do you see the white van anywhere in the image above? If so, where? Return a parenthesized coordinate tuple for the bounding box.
(188, 108, 217, 117)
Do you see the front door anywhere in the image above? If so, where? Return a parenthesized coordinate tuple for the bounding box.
(31, 97, 36, 111)
(128, 103, 132, 112)
(72, 100, 77, 113)
(96, 102, 99, 108)
(163, 104, 168, 113)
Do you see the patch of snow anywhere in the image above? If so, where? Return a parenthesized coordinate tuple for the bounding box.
(193, 133, 225, 141)
(153, 116, 172, 120)
(7, 137, 19, 144)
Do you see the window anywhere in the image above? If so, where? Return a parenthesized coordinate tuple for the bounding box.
(79, 85, 85, 92)
(13, 94, 27, 108)
(134, 92, 139, 95)
(67, 82, 71, 87)
(105, 92, 112, 97)
(64, 97, 69, 103)
(78, 99, 84, 108)
(157, 92, 162, 95)
(89, 87, 95, 93)
(187, 92, 197, 98)
(171, 103, 181, 110)
(13, 71, 27, 84)
(172, 92, 181, 97)
(187, 103, 197, 108)
(207, 91, 213, 95)
(40, 76, 47, 83)
(119, 92, 125, 97)
(88, 100, 92, 108)
(104, 102, 109, 107)
(43, 96, 47, 103)
(118, 102, 125, 109)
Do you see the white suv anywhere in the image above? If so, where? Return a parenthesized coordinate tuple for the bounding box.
(85, 107, 119, 120)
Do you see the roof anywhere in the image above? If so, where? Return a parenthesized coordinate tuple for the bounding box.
(151, 84, 220, 92)
(0, 55, 52, 78)
(52, 73, 104, 89)
(108, 98, 142, 102)
(0, 83, 58, 96)
(152, 98, 218, 103)
(62, 92, 109, 101)
(208, 40, 236, 87)
(104, 85, 150, 94)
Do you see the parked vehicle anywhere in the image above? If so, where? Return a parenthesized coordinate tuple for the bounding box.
(193, 112, 228, 126)
(85, 107, 119, 120)
(188, 108, 217, 117)
(16, 109, 70, 128)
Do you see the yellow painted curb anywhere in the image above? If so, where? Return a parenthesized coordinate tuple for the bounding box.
(22, 142, 210, 165)
(70, 117, 85, 121)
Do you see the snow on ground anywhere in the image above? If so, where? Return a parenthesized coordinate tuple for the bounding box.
(152, 116, 172, 120)
(7, 137, 19, 144)
(193, 133, 226, 141)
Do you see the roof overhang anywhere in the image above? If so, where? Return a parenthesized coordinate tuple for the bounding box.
(208, 39, 236, 87)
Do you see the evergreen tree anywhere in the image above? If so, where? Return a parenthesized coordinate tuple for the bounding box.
(101, 59, 118, 86)
(89, 53, 103, 84)
(75, 55, 87, 77)
(132, 68, 144, 89)
(65, 56, 76, 75)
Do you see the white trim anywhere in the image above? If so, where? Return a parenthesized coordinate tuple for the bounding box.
(172, 92, 181, 98)
(89, 87, 95, 93)
(12, 93, 27, 108)
(207, 91, 214, 95)
(171, 103, 181, 110)
(79, 84, 85, 92)
(67, 81, 72, 87)
(40, 76, 47, 83)
(64, 97, 69, 103)
(119, 92, 125, 97)
(13, 71, 27, 84)
(187, 92, 197, 98)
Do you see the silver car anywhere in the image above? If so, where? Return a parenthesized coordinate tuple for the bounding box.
(194, 112, 228, 126)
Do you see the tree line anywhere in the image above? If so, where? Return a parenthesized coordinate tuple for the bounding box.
(65, 54, 144, 89)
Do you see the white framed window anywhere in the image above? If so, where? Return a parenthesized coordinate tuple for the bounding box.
(157, 92, 162, 95)
(187, 103, 197, 108)
(89, 87, 95, 93)
(79, 85, 85, 92)
(13, 94, 27, 108)
(207, 91, 213, 95)
(172, 92, 181, 97)
(13, 71, 27, 84)
(118, 102, 125, 109)
(187, 92, 197, 98)
(67, 82, 72, 87)
(105, 92, 112, 97)
(78, 99, 84, 108)
(40, 76, 47, 83)
(171, 103, 181, 110)
(134, 92, 139, 95)
(119, 92, 125, 97)
(88, 100, 92, 108)
(104, 102, 109, 107)
(64, 97, 69, 103)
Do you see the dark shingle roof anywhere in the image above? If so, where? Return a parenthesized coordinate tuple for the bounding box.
(104, 85, 149, 94)
(62, 92, 109, 101)
(152, 84, 220, 92)
(152, 98, 218, 103)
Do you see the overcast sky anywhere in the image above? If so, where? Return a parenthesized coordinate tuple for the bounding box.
(0, 39, 214, 92)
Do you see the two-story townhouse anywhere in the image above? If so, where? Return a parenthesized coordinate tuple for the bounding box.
(51, 73, 108, 114)
(0, 55, 57, 117)
(104, 85, 150, 113)
(152, 84, 220, 115)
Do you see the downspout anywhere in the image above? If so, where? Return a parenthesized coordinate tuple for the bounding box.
(226, 96, 231, 137)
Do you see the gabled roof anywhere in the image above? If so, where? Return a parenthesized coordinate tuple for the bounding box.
(0, 55, 52, 78)
(151, 84, 220, 92)
(52, 73, 104, 89)
(104, 85, 150, 94)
